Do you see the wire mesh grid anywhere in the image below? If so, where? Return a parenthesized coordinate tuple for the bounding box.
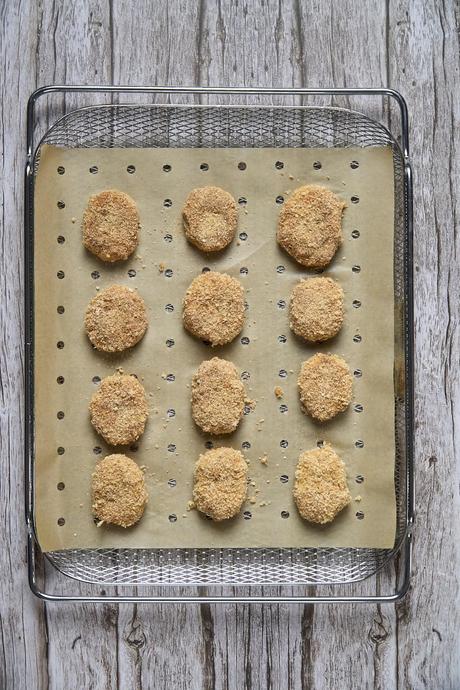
(33, 103, 409, 587)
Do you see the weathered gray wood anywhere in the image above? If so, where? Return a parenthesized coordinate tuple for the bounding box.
(1, 0, 459, 688)
(389, 1, 460, 687)
(0, 3, 48, 690)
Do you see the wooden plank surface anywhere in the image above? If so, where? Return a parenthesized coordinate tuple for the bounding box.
(1, 0, 459, 688)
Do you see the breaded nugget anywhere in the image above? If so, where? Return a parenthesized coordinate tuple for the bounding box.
(182, 271, 245, 346)
(183, 186, 238, 252)
(83, 189, 139, 262)
(277, 185, 345, 268)
(192, 358, 245, 435)
(298, 353, 352, 422)
(289, 276, 344, 342)
(193, 447, 248, 521)
(89, 373, 149, 446)
(92, 454, 148, 528)
(84, 285, 148, 353)
(293, 444, 351, 524)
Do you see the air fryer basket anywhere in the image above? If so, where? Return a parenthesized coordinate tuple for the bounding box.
(25, 87, 414, 603)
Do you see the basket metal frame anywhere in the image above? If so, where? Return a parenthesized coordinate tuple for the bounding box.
(25, 85, 414, 603)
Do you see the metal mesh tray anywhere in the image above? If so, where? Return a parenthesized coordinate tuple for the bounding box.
(25, 87, 414, 603)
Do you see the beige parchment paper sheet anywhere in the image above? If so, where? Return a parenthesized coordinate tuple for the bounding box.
(34, 144, 396, 550)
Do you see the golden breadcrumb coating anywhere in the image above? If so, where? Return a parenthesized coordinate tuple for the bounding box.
(289, 276, 344, 342)
(182, 271, 245, 346)
(191, 358, 246, 435)
(277, 185, 346, 268)
(89, 373, 148, 446)
(293, 444, 351, 524)
(82, 189, 139, 262)
(298, 353, 353, 422)
(183, 186, 238, 252)
(92, 454, 148, 528)
(84, 285, 148, 352)
(193, 447, 248, 521)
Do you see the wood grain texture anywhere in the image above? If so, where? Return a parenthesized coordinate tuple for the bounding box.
(1, 0, 459, 688)
(0, 3, 48, 690)
(389, 0, 460, 686)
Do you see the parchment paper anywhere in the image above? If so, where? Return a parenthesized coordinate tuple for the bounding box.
(34, 144, 396, 550)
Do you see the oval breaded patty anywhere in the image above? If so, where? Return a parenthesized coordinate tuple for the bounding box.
(84, 285, 148, 352)
(182, 271, 245, 346)
(183, 186, 238, 252)
(92, 454, 148, 528)
(289, 276, 344, 342)
(191, 358, 246, 435)
(293, 444, 351, 524)
(89, 373, 148, 446)
(277, 185, 345, 268)
(298, 353, 352, 422)
(193, 447, 248, 521)
(82, 189, 139, 262)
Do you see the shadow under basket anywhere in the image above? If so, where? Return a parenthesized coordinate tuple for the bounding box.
(25, 86, 414, 603)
